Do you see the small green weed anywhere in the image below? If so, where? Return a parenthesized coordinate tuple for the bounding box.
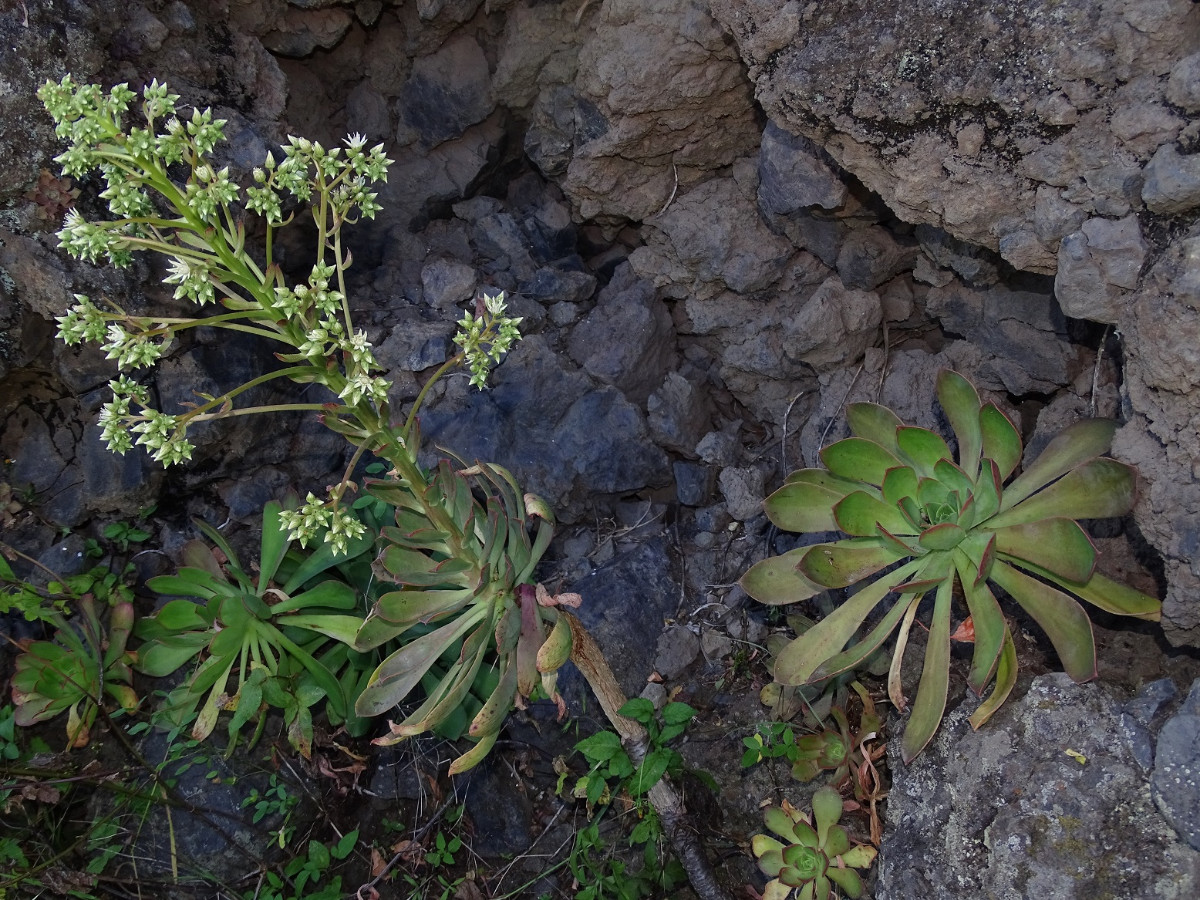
(557, 699, 698, 899)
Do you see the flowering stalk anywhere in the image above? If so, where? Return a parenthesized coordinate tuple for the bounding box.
(39, 76, 521, 555)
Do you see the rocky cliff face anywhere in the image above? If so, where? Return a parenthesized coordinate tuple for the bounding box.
(2, 0, 1199, 893)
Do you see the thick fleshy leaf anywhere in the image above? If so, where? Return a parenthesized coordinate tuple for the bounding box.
(827, 867, 865, 899)
(822, 825, 851, 861)
(447, 728, 499, 775)
(753, 837, 786, 877)
(900, 575, 954, 763)
(898, 495, 923, 531)
(764, 806, 804, 844)
(882, 466, 919, 506)
(811, 785, 844, 846)
(979, 403, 1022, 480)
(807, 583, 923, 682)
(916, 477, 951, 513)
(799, 539, 909, 588)
(774, 558, 923, 684)
(846, 402, 903, 451)
(973, 459, 1003, 523)
(896, 426, 952, 477)
(986, 458, 1135, 529)
(765, 481, 846, 533)
(257, 501, 290, 592)
(740, 548, 826, 606)
(146, 571, 220, 600)
(989, 560, 1098, 682)
(934, 458, 974, 500)
(820, 438, 901, 487)
(785, 468, 873, 494)
(281, 527, 374, 592)
(153, 599, 210, 631)
(1001, 419, 1118, 510)
(875, 524, 921, 557)
(355, 608, 486, 717)
(918, 522, 966, 551)
(992, 518, 1095, 584)
(1017, 565, 1161, 621)
(373, 588, 474, 625)
(270, 580, 358, 614)
(834, 491, 917, 537)
(134, 633, 210, 676)
(275, 613, 363, 644)
(937, 370, 983, 480)
(968, 627, 1017, 729)
(954, 552, 1005, 694)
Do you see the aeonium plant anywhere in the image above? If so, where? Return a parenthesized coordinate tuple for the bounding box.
(753, 786, 876, 900)
(36, 76, 556, 772)
(741, 369, 1161, 762)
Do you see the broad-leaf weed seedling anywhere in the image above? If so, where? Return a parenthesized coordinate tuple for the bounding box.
(558, 700, 697, 898)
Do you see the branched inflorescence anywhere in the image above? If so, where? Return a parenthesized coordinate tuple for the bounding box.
(38, 75, 520, 554)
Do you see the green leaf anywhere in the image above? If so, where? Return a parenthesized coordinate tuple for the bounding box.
(875, 524, 920, 557)
(617, 697, 656, 725)
(900, 574, 953, 763)
(765, 481, 844, 533)
(281, 527, 374, 593)
(933, 458, 974, 500)
(147, 572, 219, 600)
(355, 608, 486, 717)
(799, 539, 909, 588)
(773, 558, 922, 685)
(846, 402, 902, 451)
(785, 469, 872, 493)
(631, 747, 673, 795)
(135, 633, 210, 676)
(1001, 419, 1118, 510)
(576, 729, 623, 764)
(257, 501, 290, 593)
(972, 459, 1003, 523)
(333, 829, 358, 860)
(979, 404, 1022, 480)
(918, 523, 966, 551)
(1062, 571, 1160, 621)
(808, 589, 919, 683)
(763, 806, 803, 844)
(834, 491, 916, 537)
(896, 426, 952, 477)
(823, 824, 851, 860)
(827, 866, 865, 898)
(882, 466, 919, 507)
(661, 701, 698, 726)
(811, 785, 843, 846)
(992, 518, 1095, 584)
(153, 598, 210, 631)
(740, 548, 826, 606)
(820, 438, 900, 487)
(937, 370, 983, 480)
(986, 458, 1135, 529)
(275, 613, 362, 644)
(953, 553, 1006, 696)
(988, 560, 1097, 682)
(271, 579, 358, 614)
(968, 627, 1017, 730)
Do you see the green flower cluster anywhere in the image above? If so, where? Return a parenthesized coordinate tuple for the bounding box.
(39, 76, 398, 489)
(454, 291, 524, 389)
